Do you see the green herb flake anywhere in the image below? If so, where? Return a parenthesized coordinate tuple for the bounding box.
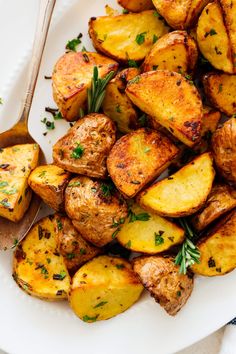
(100, 182, 114, 197)
(0, 181, 8, 188)
(66, 253, 75, 260)
(41, 118, 55, 131)
(125, 240, 131, 248)
(205, 28, 217, 38)
(128, 59, 138, 68)
(66, 34, 82, 51)
(135, 32, 147, 45)
(83, 314, 98, 322)
(93, 301, 108, 308)
(1, 188, 17, 195)
(144, 146, 151, 153)
(112, 228, 120, 239)
(54, 112, 63, 120)
(57, 219, 63, 231)
(112, 217, 125, 228)
(41, 266, 48, 275)
(155, 231, 165, 246)
(122, 9, 129, 14)
(218, 83, 223, 93)
(53, 270, 67, 280)
(71, 143, 84, 159)
(129, 210, 150, 223)
(11, 239, 19, 249)
(38, 170, 46, 178)
(116, 263, 125, 270)
(81, 46, 87, 52)
(80, 248, 87, 255)
(138, 113, 147, 127)
(128, 76, 140, 85)
(0, 199, 10, 208)
(153, 34, 158, 44)
(68, 181, 81, 187)
(176, 290, 181, 297)
(116, 104, 122, 113)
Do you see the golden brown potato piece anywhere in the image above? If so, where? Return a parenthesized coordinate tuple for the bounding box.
(138, 152, 215, 217)
(69, 255, 143, 322)
(203, 73, 236, 116)
(0, 143, 39, 178)
(212, 118, 236, 185)
(191, 210, 236, 276)
(197, 1, 236, 73)
(53, 113, 116, 179)
(117, 204, 185, 253)
(133, 256, 194, 316)
(201, 106, 221, 137)
(65, 176, 128, 247)
(54, 215, 101, 272)
(89, 11, 169, 63)
(191, 184, 236, 231)
(28, 165, 70, 212)
(152, 0, 209, 29)
(126, 71, 203, 147)
(0, 143, 39, 222)
(118, 0, 154, 12)
(103, 68, 141, 133)
(143, 31, 198, 73)
(13, 215, 70, 300)
(107, 128, 179, 198)
(52, 52, 118, 121)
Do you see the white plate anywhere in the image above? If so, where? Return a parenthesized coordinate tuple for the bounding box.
(0, 1, 236, 354)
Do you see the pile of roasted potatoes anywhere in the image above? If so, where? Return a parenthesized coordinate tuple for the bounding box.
(1, 0, 236, 321)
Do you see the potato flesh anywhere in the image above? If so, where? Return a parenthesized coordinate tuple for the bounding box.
(0, 143, 39, 222)
(191, 210, 236, 276)
(28, 165, 70, 212)
(107, 128, 179, 198)
(203, 73, 236, 116)
(126, 71, 203, 147)
(103, 68, 140, 133)
(118, 0, 154, 12)
(143, 31, 198, 73)
(52, 52, 118, 121)
(13, 216, 70, 300)
(197, 2, 234, 73)
(69, 256, 143, 322)
(89, 11, 169, 62)
(139, 152, 215, 217)
(117, 204, 185, 253)
(152, 0, 191, 29)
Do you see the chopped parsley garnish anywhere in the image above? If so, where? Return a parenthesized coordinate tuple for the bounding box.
(0, 198, 10, 208)
(81, 46, 87, 52)
(0, 181, 8, 188)
(56, 219, 63, 230)
(218, 83, 223, 93)
(112, 228, 120, 239)
(144, 146, 151, 153)
(66, 253, 75, 260)
(71, 143, 84, 159)
(68, 181, 81, 187)
(128, 59, 138, 68)
(100, 182, 114, 197)
(155, 231, 165, 245)
(125, 240, 131, 248)
(41, 117, 55, 131)
(1, 188, 17, 195)
(128, 210, 150, 223)
(54, 111, 63, 120)
(204, 28, 217, 38)
(38, 170, 46, 178)
(138, 113, 147, 127)
(11, 239, 19, 249)
(83, 314, 98, 322)
(66, 33, 83, 51)
(153, 34, 158, 44)
(135, 32, 147, 45)
(93, 301, 108, 308)
(80, 248, 86, 255)
(122, 9, 129, 14)
(176, 290, 181, 297)
(116, 263, 125, 270)
(53, 270, 67, 280)
(128, 76, 140, 85)
(112, 217, 125, 228)
(116, 104, 122, 113)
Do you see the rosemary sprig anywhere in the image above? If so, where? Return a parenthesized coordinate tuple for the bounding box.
(87, 66, 115, 113)
(175, 218, 200, 274)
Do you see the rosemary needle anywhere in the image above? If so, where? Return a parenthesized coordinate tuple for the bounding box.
(87, 66, 115, 114)
(175, 218, 201, 274)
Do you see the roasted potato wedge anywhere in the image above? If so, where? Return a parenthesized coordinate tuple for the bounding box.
(103, 68, 141, 133)
(0, 143, 39, 222)
(143, 31, 198, 73)
(54, 215, 101, 272)
(133, 256, 194, 316)
(152, 0, 209, 29)
(201, 106, 221, 137)
(69, 255, 143, 322)
(0, 175, 32, 222)
(117, 204, 185, 253)
(107, 128, 179, 198)
(126, 71, 203, 147)
(138, 152, 215, 217)
(191, 184, 236, 231)
(197, 1, 236, 73)
(203, 73, 236, 116)
(89, 11, 169, 63)
(118, 0, 154, 12)
(28, 165, 70, 212)
(0, 143, 39, 177)
(13, 215, 70, 300)
(65, 176, 128, 247)
(191, 209, 236, 276)
(211, 118, 236, 185)
(52, 52, 118, 121)
(53, 113, 116, 179)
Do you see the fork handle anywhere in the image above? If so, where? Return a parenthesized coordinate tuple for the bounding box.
(18, 0, 56, 125)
